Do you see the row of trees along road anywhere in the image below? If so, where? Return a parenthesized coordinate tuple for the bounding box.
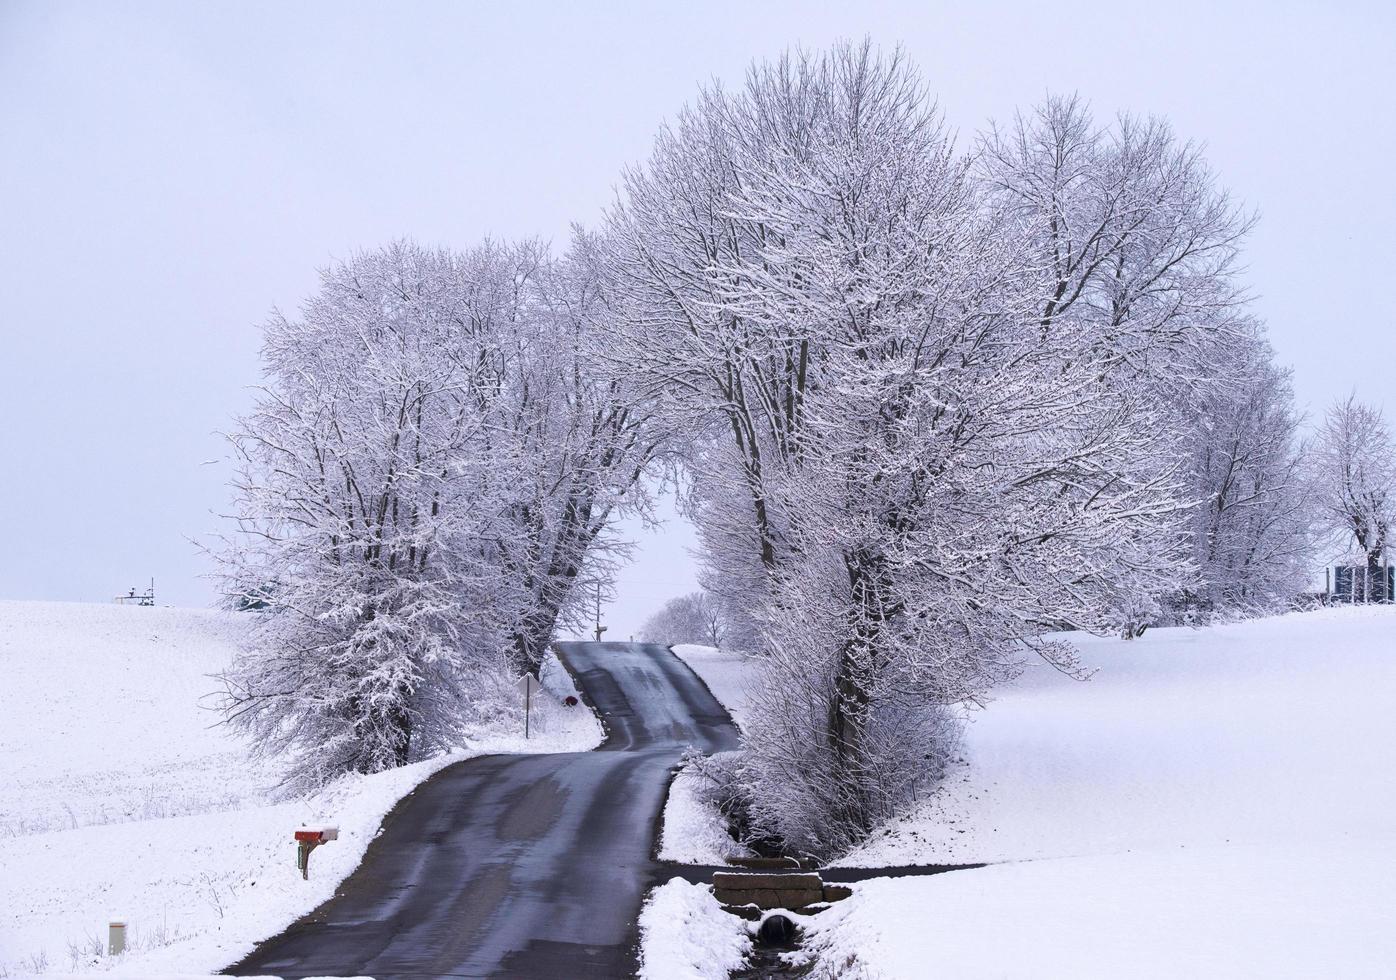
(215, 241, 664, 784)
(217, 42, 1379, 855)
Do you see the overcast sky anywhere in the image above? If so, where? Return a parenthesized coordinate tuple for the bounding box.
(2, 0, 1392, 638)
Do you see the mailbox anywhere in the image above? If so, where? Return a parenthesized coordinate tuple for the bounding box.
(294, 825, 339, 879)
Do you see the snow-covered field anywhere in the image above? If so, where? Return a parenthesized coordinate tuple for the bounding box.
(11, 607, 1392, 977)
(673, 608, 1396, 978)
(839, 606, 1396, 868)
(802, 839, 1394, 979)
(0, 602, 266, 842)
(0, 600, 601, 977)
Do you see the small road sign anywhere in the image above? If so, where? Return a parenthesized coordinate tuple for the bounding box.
(516, 672, 543, 738)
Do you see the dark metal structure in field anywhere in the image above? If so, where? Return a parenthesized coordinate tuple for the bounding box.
(1325, 563, 1395, 604)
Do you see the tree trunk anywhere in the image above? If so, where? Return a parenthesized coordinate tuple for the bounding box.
(389, 701, 413, 768)
(828, 547, 890, 838)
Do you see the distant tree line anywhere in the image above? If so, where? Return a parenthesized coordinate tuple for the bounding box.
(638, 591, 726, 648)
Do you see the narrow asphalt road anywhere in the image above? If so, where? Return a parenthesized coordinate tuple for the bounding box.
(225, 641, 740, 980)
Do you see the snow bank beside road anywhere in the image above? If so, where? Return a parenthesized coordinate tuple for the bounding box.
(659, 647, 758, 865)
(0, 600, 602, 976)
(637, 878, 751, 980)
(658, 753, 754, 865)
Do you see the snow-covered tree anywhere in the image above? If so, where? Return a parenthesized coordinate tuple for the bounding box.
(490, 238, 665, 671)
(1310, 395, 1395, 601)
(977, 94, 1276, 631)
(605, 44, 1262, 855)
(217, 243, 520, 785)
(216, 239, 663, 784)
(1173, 332, 1311, 616)
(639, 591, 725, 647)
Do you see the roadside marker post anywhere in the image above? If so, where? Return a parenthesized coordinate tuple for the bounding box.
(108, 921, 126, 956)
(516, 672, 543, 739)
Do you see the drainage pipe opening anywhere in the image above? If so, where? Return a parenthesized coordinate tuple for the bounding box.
(757, 913, 798, 946)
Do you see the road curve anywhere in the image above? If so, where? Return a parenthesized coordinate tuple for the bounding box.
(224, 642, 738, 980)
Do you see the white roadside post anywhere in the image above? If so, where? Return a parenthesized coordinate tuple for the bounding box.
(108, 921, 125, 956)
(516, 672, 543, 739)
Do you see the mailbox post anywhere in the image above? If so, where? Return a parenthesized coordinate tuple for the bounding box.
(294, 826, 338, 879)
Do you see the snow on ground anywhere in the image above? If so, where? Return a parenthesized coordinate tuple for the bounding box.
(644, 644, 756, 973)
(657, 752, 754, 865)
(0, 600, 602, 977)
(801, 840, 1396, 979)
(671, 644, 754, 731)
(637, 878, 752, 980)
(813, 606, 1396, 977)
(839, 605, 1396, 867)
(0, 601, 268, 840)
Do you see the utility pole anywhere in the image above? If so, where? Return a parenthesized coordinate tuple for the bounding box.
(593, 582, 607, 642)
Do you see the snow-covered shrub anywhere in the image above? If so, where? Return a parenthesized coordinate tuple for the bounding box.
(1112, 573, 1164, 639)
(743, 576, 965, 857)
(745, 699, 962, 860)
(679, 748, 769, 854)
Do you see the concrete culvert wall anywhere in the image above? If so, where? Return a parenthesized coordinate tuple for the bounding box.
(757, 913, 798, 946)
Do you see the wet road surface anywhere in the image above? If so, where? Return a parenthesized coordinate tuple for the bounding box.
(225, 641, 740, 979)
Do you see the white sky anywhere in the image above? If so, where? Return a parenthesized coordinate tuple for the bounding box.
(2, 0, 1392, 639)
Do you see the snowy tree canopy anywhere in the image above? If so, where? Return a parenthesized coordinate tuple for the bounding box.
(602, 41, 1293, 854)
(639, 592, 726, 648)
(216, 240, 664, 786)
(1174, 330, 1311, 615)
